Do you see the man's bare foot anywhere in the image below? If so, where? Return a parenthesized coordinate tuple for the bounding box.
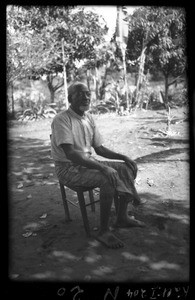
(114, 216, 145, 228)
(96, 231, 124, 249)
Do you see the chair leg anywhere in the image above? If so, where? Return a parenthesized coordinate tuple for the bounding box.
(59, 183, 72, 222)
(77, 190, 91, 237)
(89, 190, 95, 212)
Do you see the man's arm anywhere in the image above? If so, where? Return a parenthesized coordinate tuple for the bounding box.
(94, 145, 137, 178)
(94, 145, 126, 160)
(60, 144, 119, 187)
(61, 144, 106, 171)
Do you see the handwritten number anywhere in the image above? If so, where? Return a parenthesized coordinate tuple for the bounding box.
(71, 286, 84, 300)
(183, 286, 189, 298)
(150, 287, 158, 299)
(57, 288, 66, 296)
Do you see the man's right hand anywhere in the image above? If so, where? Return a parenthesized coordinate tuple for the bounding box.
(101, 166, 119, 188)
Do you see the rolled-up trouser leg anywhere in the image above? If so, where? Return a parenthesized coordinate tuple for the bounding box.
(99, 161, 141, 204)
(54, 160, 141, 204)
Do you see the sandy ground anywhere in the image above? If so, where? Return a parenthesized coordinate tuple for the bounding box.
(7, 107, 189, 290)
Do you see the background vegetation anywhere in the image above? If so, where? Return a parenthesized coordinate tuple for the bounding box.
(7, 5, 187, 122)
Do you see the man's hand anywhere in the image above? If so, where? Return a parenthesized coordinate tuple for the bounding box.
(123, 156, 137, 178)
(101, 166, 119, 188)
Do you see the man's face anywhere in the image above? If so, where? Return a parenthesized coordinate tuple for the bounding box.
(71, 84, 91, 114)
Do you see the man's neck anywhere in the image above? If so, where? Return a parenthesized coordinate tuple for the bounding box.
(70, 105, 85, 116)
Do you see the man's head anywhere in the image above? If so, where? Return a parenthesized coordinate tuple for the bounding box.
(68, 82, 91, 115)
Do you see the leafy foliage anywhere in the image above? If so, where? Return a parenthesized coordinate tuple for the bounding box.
(7, 6, 108, 80)
(126, 7, 186, 108)
(7, 5, 109, 114)
(127, 7, 186, 74)
(16, 105, 57, 121)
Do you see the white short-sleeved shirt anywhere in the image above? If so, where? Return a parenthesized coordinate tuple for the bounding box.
(51, 107, 104, 162)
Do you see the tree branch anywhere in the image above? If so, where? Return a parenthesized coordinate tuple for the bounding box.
(168, 75, 182, 87)
(53, 80, 64, 92)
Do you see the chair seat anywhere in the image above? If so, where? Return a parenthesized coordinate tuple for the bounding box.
(61, 184, 96, 193)
(69, 186, 94, 192)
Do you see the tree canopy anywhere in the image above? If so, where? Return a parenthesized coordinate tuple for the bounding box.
(126, 6, 186, 78)
(7, 5, 108, 82)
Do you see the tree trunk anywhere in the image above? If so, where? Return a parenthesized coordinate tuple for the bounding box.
(99, 62, 110, 100)
(86, 69, 91, 91)
(62, 63, 68, 108)
(50, 89, 55, 103)
(61, 38, 69, 109)
(46, 75, 55, 103)
(122, 47, 129, 111)
(166, 106, 171, 131)
(135, 46, 146, 109)
(95, 67, 99, 102)
(164, 75, 169, 110)
(160, 74, 169, 111)
(11, 82, 15, 118)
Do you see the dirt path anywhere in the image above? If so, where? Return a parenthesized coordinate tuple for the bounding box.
(8, 108, 189, 283)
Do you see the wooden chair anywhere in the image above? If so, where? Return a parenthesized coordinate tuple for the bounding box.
(59, 183, 100, 237)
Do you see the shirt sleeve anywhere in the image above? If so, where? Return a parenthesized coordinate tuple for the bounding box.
(51, 113, 74, 146)
(90, 115, 104, 148)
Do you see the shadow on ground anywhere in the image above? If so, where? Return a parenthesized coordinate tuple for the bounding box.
(8, 135, 189, 282)
(135, 147, 189, 163)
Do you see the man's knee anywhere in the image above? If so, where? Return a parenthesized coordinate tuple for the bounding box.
(121, 161, 137, 179)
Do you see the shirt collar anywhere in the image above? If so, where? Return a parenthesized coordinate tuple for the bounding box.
(68, 107, 87, 120)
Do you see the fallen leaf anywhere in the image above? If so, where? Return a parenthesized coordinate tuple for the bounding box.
(139, 167, 145, 171)
(17, 183, 23, 189)
(39, 213, 47, 219)
(23, 221, 48, 231)
(88, 240, 100, 247)
(22, 232, 33, 238)
(93, 227, 99, 231)
(84, 256, 97, 263)
(150, 261, 180, 270)
(135, 177, 141, 185)
(23, 168, 32, 174)
(147, 178, 154, 186)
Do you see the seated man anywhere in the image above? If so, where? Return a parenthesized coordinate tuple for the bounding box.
(51, 81, 145, 249)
